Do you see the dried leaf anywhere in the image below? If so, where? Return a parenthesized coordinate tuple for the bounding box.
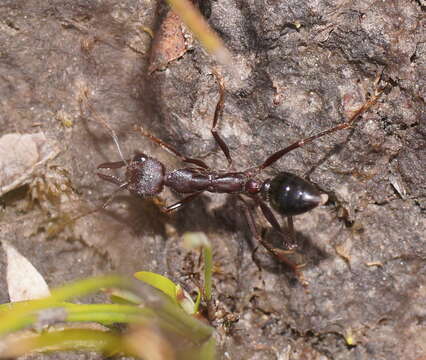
(166, 0, 233, 67)
(3, 241, 50, 302)
(148, 10, 192, 73)
(0, 133, 59, 196)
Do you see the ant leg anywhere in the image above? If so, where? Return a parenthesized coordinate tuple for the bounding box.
(255, 85, 386, 172)
(101, 182, 129, 208)
(97, 173, 124, 186)
(97, 160, 129, 169)
(211, 71, 232, 166)
(253, 196, 298, 251)
(97, 160, 129, 187)
(137, 127, 210, 169)
(67, 182, 129, 226)
(164, 192, 204, 213)
(287, 216, 296, 246)
(238, 196, 306, 281)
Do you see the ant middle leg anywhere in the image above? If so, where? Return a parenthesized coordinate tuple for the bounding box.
(137, 72, 233, 169)
(163, 192, 204, 213)
(211, 71, 233, 166)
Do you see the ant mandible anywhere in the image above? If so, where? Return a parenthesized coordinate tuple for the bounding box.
(86, 73, 385, 274)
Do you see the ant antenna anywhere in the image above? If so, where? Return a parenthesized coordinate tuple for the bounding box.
(100, 181, 129, 208)
(64, 178, 129, 229)
(79, 88, 128, 166)
(65, 186, 126, 227)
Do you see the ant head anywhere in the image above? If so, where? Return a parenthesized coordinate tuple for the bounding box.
(261, 172, 327, 216)
(125, 152, 165, 197)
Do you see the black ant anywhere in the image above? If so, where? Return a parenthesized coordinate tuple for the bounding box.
(82, 73, 385, 277)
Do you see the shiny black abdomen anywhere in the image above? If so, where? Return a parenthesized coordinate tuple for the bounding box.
(262, 172, 322, 216)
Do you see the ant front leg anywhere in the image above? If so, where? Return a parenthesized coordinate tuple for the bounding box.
(97, 160, 129, 169)
(96, 160, 130, 206)
(97, 160, 129, 188)
(136, 127, 210, 169)
(97, 172, 124, 187)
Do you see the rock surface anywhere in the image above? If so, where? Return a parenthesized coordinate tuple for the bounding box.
(0, 1, 424, 359)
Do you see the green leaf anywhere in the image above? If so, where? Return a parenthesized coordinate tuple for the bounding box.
(107, 288, 143, 305)
(198, 336, 217, 360)
(175, 285, 196, 315)
(134, 271, 178, 302)
(182, 232, 213, 301)
(0, 276, 126, 336)
(0, 329, 123, 357)
(193, 289, 202, 314)
(178, 336, 216, 360)
(202, 244, 213, 301)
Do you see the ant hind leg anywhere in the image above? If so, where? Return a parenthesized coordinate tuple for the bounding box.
(254, 196, 299, 251)
(254, 78, 388, 172)
(238, 196, 306, 284)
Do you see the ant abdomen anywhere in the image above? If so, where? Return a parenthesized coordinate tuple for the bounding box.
(261, 172, 325, 217)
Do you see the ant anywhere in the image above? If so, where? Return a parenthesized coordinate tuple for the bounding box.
(82, 72, 386, 277)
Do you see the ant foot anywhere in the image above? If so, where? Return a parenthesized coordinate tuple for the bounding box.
(296, 272, 309, 287)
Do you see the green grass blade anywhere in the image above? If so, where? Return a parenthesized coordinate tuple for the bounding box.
(134, 271, 178, 302)
(0, 276, 126, 336)
(1, 329, 123, 357)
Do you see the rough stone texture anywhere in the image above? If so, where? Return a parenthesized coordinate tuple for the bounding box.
(0, 0, 424, 359)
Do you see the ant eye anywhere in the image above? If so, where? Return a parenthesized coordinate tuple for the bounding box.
(133, 153, 148, 162)
(262, 172, 323, 216)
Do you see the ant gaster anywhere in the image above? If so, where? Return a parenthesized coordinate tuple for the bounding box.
(89, 74, 385, 274)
